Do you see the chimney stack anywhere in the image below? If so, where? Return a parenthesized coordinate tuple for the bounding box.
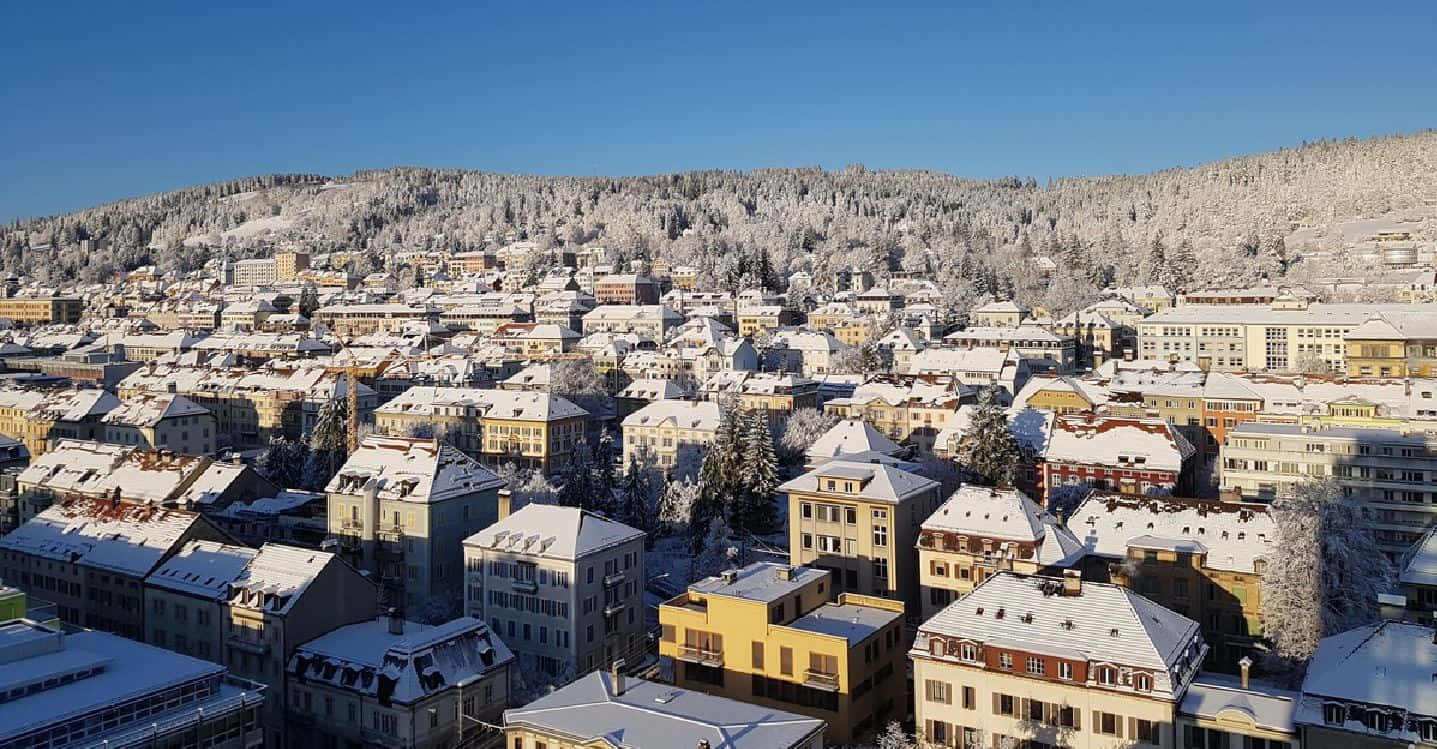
(387, 607, 404, 635)
(1062, 569, 1082, 597)
(610, 658, 626, 697)
(1238, 656, 1252, 689)
(775, 564, 794, 582)
(497, 488, 512, 520)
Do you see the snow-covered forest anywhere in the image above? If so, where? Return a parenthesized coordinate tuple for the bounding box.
(6, 132, 1436, 307)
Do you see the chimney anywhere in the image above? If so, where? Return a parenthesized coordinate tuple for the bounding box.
(1238, 655, 1252, 689)
(1062, 569, 1082, 597)
(497, 488, 512, 519)
(387, 607, 403, 635)
(775, 564, 794, 582)
(1377, 593, 1408, 622)
(610, 658, 626, 697)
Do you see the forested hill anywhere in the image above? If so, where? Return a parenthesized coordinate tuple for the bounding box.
(6, 131, 1436, 314)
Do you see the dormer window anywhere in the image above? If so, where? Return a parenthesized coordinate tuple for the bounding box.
(1097, 666, 1117, 685)
(1323, 703, 1346, 725)
(1134, 674, 1152, 692)
(959, 643, 978, 662)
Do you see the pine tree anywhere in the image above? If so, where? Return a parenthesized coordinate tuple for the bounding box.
(256, 436, 307, 489)
(733, 412, 780, 533)
(301, 398, 349, 490)
(691, 410, 743, 550)
(618, 456, 659, 535)
(557, 434, 595, 509)
(960, 385, 1019, 487)
(1261, 480, 1395, 674)
(298, 284, 320, 318)
(592, 428, 617, 514)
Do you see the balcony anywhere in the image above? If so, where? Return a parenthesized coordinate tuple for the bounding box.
(226, 634, 271, 656)
(341, 518, 365, 532)
(603, 601, 626, 617)
(603, 571, 626, 588)
(376, 524, 403, 543)
(511, 578, 538, 594)
(677, 645, 723, 667)
(803, 669, 840, 691)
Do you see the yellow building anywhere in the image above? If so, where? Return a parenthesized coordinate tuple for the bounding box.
(782, 459, 943, 612)
(659, 562, 906, 744)
(620, 399, 720, 470)
(737, 305, 790, 337)
(1019, 375, 1106, 414)
(833, 316, 881, 346)
(0, 297, 83, 325)
(1342, 313, 1437, 378)
(273, 250, 310, 281)
(917, 486, 1084, 620)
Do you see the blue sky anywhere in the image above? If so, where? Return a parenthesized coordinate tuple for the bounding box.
(3, 1, 1435, 222)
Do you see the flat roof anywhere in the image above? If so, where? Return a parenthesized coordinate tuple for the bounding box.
(688, 563, 826, 604)
(789, 602, 900, 645)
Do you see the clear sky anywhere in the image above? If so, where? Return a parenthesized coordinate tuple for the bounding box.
(3, 1, 1435, 222)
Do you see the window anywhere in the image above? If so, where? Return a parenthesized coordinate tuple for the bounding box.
(1059, 706, 1079, 729)
(999, 652, 1013, 670)
(780, 647, 793, 675)
(1058, 662, 1073, 680)
(924, 679, 952, 704)
(844, 506, 857, 524)
(1135, 719, 1158, 744)
(959, 643, 978, 662)
(752, 641, 764, 669)
(1026, 656, 1045, 675)
(1097, 711, 1120, 736)
(1097, 666, 1117, 685)
(1135, 673, 1152, 692)
(873, 558, 889, 586)
(996, 693, 1016, 716)
(801, 502, 812, 519)
(962, 685, 975, 709)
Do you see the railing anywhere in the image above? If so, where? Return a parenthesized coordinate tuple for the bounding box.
(677, 645, 723, 666)
(803, 669, 840, 691)
(225, 635, 271, 655)
(511, 579, 538, 594)
(98, 676, 266, 748)
(603, 601, 626, 617)
(603, 571, 626, 588)
(341, 518, 365, 531)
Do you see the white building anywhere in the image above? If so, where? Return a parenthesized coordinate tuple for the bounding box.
(463, 503, 646, 678)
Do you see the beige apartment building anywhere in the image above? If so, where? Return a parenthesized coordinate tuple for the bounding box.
(1221, 421, 1437, 557)
(326, 436, 507, 612)
(463, 503, 646, 678)
(373, 385, 589, 475)
(273, 250, 310, 281)
(620, 398, 721, 470)
(783, 459, 943, 613)
(0, 296, 83, 325)
(916, 486, 1083, 620)
(911, 571, 1207, 749)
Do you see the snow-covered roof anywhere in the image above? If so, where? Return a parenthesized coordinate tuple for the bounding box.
(923, 486, 1083, 566)
(1181, 673, 1298, 734)
(374, 386, 588, 422)
(327, 435, 505, 503)
(1296, 621, 1437, 735)
(688, 562, 828, 603)
(621, 399, 721, 431)
(1070, 493, 1275, 574)
(465, 504, 643, 561)
(804, 419, 902, 465)
(1400, 526, 1437, 588)
(0, 498, 205, 578)
(616, 378, 685, 401)
(146, 540, 257, 599)
(778, 459, 938, 504)
(915, 572, 1205, 699)
(1044, 414, 1195, 472)
(503, 671, 825, 749)
(101, 392, 210, 427)
(19, 439, 213, 505)
(227, 544, 338, 615)
(288, 616, 512, 704)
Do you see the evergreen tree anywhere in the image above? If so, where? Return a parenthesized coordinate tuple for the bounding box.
(592, 428, 617, 514)
(733, 412, 780, 533)
(297, 284, 320, 318)
(256, 436, 307, 489)
(1145, 232, 1167, 285)
(691, 410, 743, 550)
(556, 434, 595, 509)
(960, 385, 1019, 487)
(301, 398, 349, 490)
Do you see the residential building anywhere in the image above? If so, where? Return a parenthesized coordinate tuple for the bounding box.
(325, 435, 506, 611)
(783, 459, 944, 611)
(0, 618, 266, 749)
(907, 347, 1030, 394)
(313, 303, 437, 336)
(911, 571, 1207, 749)
(659, 562, 906, 743)
(1070, 493, 1275, 670)
(0, 497, 230, 637)
(463, 503, 646, 678)
(503, 668, 826, 749)
(273, 251, 310, 281)
(233, 257, 278, 286)
(0, 296, 83, 325)
(916, 486, 1083, 620)
(737, 304, 794, 337)
(286, 614, 512, 749)
(1342, 311, 1437, 378)
(101, 392, 217, 455)
(1177, 674, 1300, 749)
(823, 380, 968, 449)
(1042, 414, 1198, 499)
(944, 326, 1078, 373)
(580, 304, 683, 338)
(594, 273, 660, 305)
(1220, 421, 1437, 557)
(621, 398, 721, 470)
(373, 386, 589, 474)
(804, 419, 904, 470)
(971, 300, 1030, 327)
(1295, 621, 1437, 749)
(1399, 527, 1437, 624)
(143, 541, 378, 745)
(0, 387, 118, 456)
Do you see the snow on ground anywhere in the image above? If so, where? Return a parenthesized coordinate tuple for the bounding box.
(1286, 213, 1431, 248)
(183, 213, 298, 247)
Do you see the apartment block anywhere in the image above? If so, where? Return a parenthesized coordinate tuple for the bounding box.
(659, 562, 906, 743)
(373, 386, 589, 474)
(1221, 421, 1437, 556)
(783, 459, 943, 612)
(620, 398, 721, 470)
(326, 436, 506, 612)
(286, 614, 512, 749)
(0, 296, 83, 325)
(463, 503, 646, 678)
(916, 486, 1083, 620)
(1296, 621, 1437, 749)
(911, 571, 1207, 749)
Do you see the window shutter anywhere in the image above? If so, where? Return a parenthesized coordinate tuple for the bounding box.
(993, 692, 1001, 714)
(1072, 707, 1081, 731)
(1093, 711, 1101, 734)
(1021, 697, 1029, 717)
(1128, 717, 1137, 742)
(1114, 714, 1124, 739)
